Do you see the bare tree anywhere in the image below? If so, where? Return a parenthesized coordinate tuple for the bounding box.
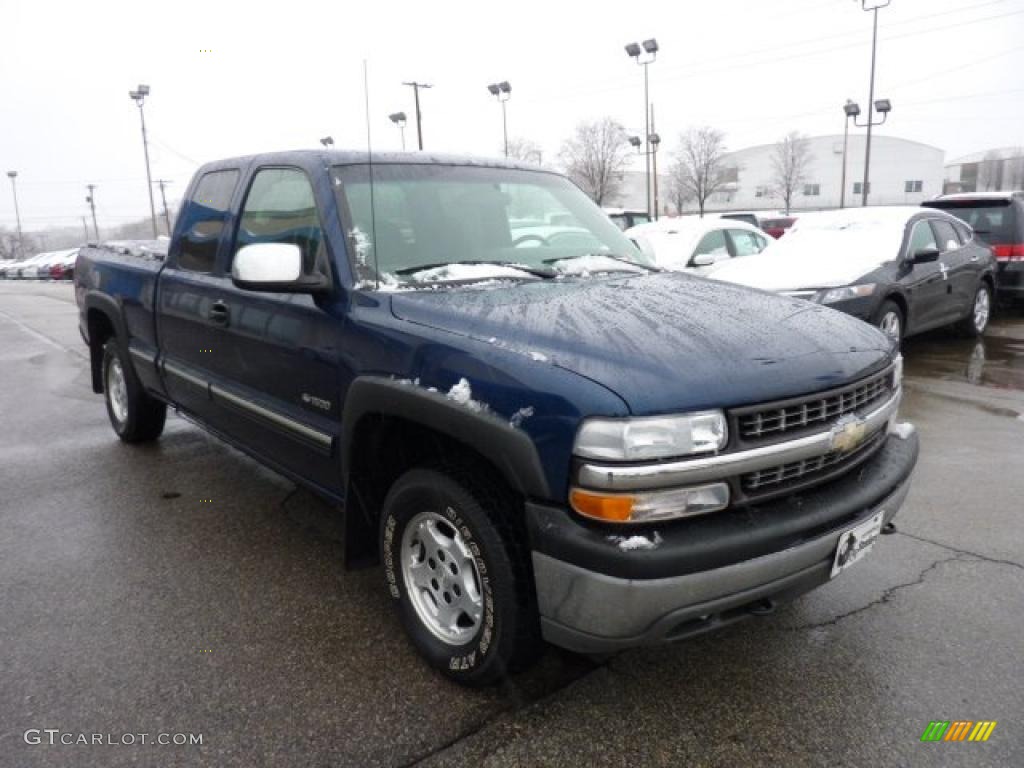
(770, 131, 812, 215)
(668, 127, 730, 217)
(978, 150, 1004, 191)
(558, 118, 631, 205)
(506, 137, 544, 166)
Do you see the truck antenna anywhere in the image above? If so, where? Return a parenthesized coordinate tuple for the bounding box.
(363, 59, 380, 290)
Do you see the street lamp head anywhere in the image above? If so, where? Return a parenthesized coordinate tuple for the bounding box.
(642, 38, 659, 54)
(628, 135, 642, 148)
(624, 42, 642, 58)
(137, 84, 150, 96)
(499, 81, 511, 94)
(649, 132, 661, 146)
(843, 99, 861, 117)
(320, 136, 334, 148)
(6, 171, 16, 179)
(389, 112, 407, 126)
(487, 83, 500, 95)
(874, 98, 892, 114)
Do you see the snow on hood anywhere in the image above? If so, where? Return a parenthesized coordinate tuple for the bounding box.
(710, 209, 909, 291)
(410, 263, 534, 283)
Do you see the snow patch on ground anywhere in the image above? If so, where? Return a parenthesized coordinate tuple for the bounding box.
(888, 421, 915, 440)
(608, 532, 663, 551)
(446, 378, 489, 413)
(509, 406, 535, 428)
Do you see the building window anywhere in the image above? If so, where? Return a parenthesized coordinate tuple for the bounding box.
(754, 185, 769, 198)
(905, 180, 923, 193)
(853, 181, 871, 195)
(803, 183, 820, 196)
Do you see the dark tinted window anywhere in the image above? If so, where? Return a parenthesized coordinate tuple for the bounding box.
(908, 220, 938, 254)
(234, 168, 325, 274)
(178, 170, 239, 272)
(930, 219, 960, 252)
(924, 200, 1018, 243)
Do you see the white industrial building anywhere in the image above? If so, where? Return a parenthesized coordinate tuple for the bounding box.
(607, 134, 945, 215)
(944, 147, 1024, 193)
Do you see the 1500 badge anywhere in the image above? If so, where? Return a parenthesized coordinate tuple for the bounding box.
(301, 393, 332, 411)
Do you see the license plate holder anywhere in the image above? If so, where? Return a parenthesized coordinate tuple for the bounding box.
(830, 510, 885, 578)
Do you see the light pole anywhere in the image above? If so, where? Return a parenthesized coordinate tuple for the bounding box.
(320, 136, 334, 150)
(402, 81, 432, 150)
(840, 100, 860, 209)
(852, 98, 892, 205)
(6, 171, 23, 257)
(858, 0, 890, 206)
(389, 112, 408, 150)
(86, 184, 100, 239)
(128, 85, 159, 237)
(155, 179, 172, 235)
(629, 129, 661, 220)
(625, 38, 658, 220)
(487, 81, 511, 157)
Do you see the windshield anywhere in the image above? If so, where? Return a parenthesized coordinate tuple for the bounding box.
(332, 164, 652, 289)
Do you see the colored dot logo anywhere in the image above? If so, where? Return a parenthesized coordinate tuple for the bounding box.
(200, 649, 213, 653)
(200, 499, 213, 504)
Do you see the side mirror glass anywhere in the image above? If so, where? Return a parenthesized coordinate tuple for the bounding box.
(910, 247, 940, 264)
(692, 253, 715, 267)
(231, 243, 328, 293)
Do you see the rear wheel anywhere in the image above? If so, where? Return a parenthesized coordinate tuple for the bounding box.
(381, 466, 543, 686)
(875, 300, 904, 342)
(102, 339, 166, 442)
(954, 283, 992, 337)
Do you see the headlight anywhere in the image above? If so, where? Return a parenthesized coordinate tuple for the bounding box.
(574, 410, 727, 461)
(816, 284, 877, 304)
(570, 483, 730, 524)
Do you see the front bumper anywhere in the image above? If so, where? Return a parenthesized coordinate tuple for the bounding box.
(528, 430, 919, 653)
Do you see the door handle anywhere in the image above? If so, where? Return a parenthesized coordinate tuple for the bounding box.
(208, 300, 230, 327)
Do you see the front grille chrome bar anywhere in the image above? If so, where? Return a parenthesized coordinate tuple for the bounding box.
(576, 390, 900, 492)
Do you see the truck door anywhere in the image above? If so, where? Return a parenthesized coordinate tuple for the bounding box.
(201, 166, 345, 494)
(157, 168, 242, 421)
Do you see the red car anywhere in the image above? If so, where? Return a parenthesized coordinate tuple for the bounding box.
(759, 216, 796, 239)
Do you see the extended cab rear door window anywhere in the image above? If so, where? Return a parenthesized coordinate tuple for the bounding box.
(178, 169, 239, 272)
(232, 168, 328, 277)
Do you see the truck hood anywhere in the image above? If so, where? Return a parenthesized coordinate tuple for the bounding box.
(389, 273, 894, 415)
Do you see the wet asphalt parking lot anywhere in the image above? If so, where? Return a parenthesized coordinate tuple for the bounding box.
(1, 281, 1022, 768)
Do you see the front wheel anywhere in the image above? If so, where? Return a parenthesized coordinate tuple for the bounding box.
(875, 300, 904, 342)
(380, 466, 542, 686)
(102, 339, 166, 442)
(954, 283, 992, 337)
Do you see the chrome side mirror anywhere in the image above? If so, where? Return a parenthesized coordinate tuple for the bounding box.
(231, 243, 328, 293)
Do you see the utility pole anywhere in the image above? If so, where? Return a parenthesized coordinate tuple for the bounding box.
(81, 217, 89, 241)
(650, 105, 660, 221)
(155, 179, 172, 235)
(402, 81, 432, 150)
(859, 1, 890, 206)
(86, 184, 100, 239)
(7, 171, 23, 257)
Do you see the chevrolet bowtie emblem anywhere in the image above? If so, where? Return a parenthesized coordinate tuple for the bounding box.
(830, 414, 868, 454)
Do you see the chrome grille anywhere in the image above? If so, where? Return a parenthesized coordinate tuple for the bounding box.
(737, 367, 893, 441)
(741, 429, 885, 492)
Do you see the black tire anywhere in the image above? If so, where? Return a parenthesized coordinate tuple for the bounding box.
(954, 282, 992, 337)
(380, 465, 543, 686)
(874, 300, 904, 342)
(102, 339, 166, 443)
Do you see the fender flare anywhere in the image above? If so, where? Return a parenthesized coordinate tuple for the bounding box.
(82, 292, 128, 392)
(341, 376, 551, 499)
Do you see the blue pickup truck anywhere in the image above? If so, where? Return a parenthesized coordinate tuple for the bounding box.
(75, 150, 918, 685)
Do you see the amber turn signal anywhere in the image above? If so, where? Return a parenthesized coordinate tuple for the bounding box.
(570, 489, 635, 522)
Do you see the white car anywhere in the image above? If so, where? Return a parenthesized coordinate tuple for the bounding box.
(625, 216, 773, 274)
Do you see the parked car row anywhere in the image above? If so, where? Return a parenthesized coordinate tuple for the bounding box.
(0, 248, 80, 280)
(631, 200, 1002, 343)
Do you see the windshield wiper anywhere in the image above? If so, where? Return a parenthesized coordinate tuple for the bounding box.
(542, 253, 661, 273)
(395, 260, 557, 278)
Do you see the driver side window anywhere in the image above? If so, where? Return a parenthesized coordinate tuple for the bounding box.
(693, 229, 729, 262)
(908, 220, 937, 256)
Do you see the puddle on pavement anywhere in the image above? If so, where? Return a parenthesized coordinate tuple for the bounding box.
(902, 317, 1024, 391)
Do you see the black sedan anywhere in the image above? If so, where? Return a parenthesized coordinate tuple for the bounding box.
(708, 206, 997, 341)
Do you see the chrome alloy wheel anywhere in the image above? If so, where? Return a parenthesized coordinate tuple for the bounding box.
(106, 356, 129, 424)
(400, 510, 483, 645)
(973, 287, 991, 333)
(879, 310, 902, 340)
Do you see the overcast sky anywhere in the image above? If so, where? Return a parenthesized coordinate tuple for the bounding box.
(1, 0, 1022, 233)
